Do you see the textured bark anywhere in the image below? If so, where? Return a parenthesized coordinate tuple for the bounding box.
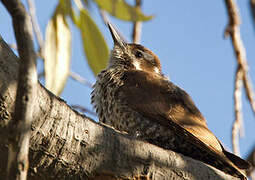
(0, 36, 240, 180)
(1, 0, 38, 179)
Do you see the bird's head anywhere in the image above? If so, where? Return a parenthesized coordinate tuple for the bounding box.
(107, 23, 162, 75)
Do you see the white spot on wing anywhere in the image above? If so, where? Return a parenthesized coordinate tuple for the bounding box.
(133, 61, 141, 70)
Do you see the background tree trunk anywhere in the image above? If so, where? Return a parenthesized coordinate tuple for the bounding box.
(0, 36, 240, 180)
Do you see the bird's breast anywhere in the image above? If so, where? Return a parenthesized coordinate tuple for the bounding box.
(91, 69, 142, 132)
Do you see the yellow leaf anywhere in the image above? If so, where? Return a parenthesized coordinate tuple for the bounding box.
(78, 9, 109, 75)
(44, 11, 71, 95)
(94, 0, 153, 21)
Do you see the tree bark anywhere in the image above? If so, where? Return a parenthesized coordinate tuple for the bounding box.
(0, 36, 240, 180)
(1, 0, 38, 179)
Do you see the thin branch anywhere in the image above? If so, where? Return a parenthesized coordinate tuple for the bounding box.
(224, 0, 255, 155)
(71, 105, 96, 116)
(132, 0, 142, 43)
(225, 1, 255, 116)
(1, 0, 37, 179)
(224, 0, 247, 69)
(99, 9, 110, 25)
(232, 65, 243, 155)
(38, 70, 93, 88)
(27, 0, 44, 57)
(69, 71, 93, 88)
(243, 74, 255, 115)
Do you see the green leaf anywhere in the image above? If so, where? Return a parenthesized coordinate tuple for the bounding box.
(93, 0, 153, 21)
(44, 7, 71, 95)
(78, 9, 109, 75)
(59, 0, 72, 15)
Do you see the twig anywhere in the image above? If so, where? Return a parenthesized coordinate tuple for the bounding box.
(99, 9, 110, 25)
(232, 65, 243, 155)
(224, 0, 247, 68)
(27, 0, 44, 57)
(1, 0, 37, 179)
(38, 70, 93, 88)
(224, 0, 253, 155)
(243, 74, 255, 115)
(71, 105, 96, 116)
(132, 0, 142, 43)
(225, 1, 255, 116)
(69, 71, 93, 88)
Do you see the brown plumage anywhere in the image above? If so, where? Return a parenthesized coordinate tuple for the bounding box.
(91, 23, 251, 179)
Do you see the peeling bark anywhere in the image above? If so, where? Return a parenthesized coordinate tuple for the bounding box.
(0, 36, 240, 180)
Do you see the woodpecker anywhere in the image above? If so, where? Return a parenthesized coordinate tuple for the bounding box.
(91, 23, 250, 179)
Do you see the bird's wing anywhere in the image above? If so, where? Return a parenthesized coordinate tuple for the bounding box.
(118, 70, 250, 171)
(119, 70, 221, 151)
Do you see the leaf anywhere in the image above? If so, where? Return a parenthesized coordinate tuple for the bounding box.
(78, 9, 109, 75)
(59, 0, 72, 14)
(44, 8, 71, 95)
(93, 0, 153, 21)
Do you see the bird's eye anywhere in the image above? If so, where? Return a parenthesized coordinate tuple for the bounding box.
(135, 51, 143, 58)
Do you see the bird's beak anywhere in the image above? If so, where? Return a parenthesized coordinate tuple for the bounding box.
(107, 22, 127, 50)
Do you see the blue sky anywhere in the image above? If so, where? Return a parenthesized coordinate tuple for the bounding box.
(0, 0, 254, 159)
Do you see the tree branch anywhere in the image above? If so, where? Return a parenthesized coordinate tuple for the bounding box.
(132, 0, 142, 43)
(69, 71, 93, 88)
(1, 0, 37, 179)
(27, 0, 44, 57)
(0, 36, 241, 180)
(99, 10, 110, 26)
(224, 0, 255, 158)
(243, 74, 255, 116)
(232, 65, 243, 155)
